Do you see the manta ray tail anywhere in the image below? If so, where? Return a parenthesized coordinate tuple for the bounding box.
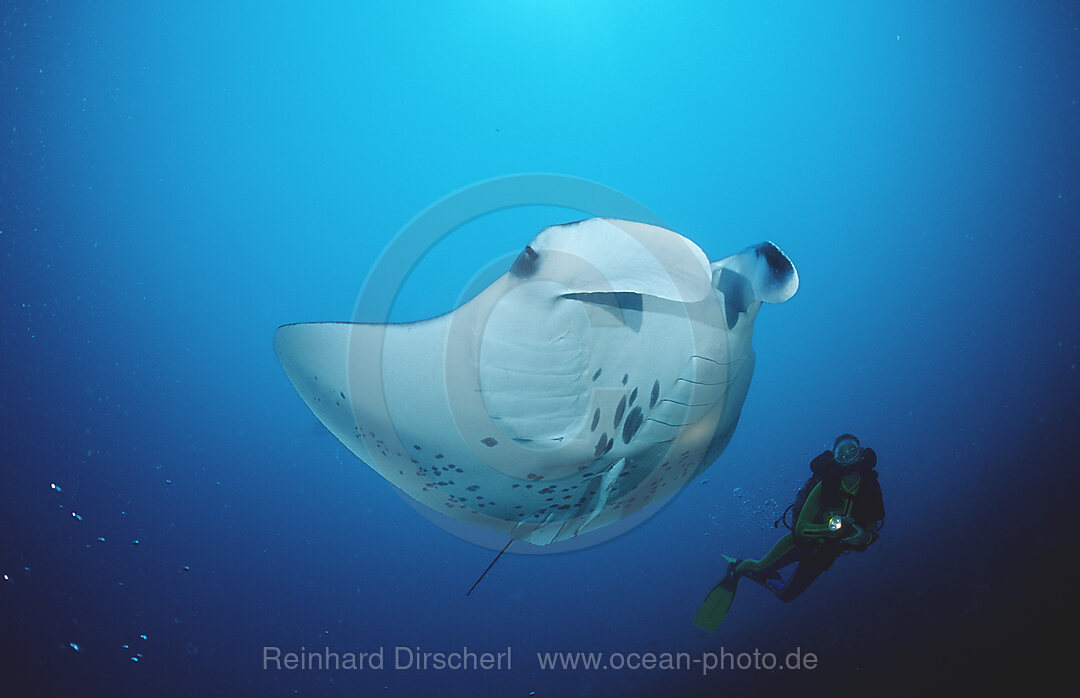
(466, 537, 514, 597)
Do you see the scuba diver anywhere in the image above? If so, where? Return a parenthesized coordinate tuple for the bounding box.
(694, 434, 885, 632)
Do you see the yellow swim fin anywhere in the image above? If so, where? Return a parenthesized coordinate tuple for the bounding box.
(693, 556, 740, 632)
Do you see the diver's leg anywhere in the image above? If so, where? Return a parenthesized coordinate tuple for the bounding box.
(735, 534, 799, 579)
(774, 553, 836, 603)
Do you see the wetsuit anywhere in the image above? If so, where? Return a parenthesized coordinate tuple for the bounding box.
(735, 448, 884, 602)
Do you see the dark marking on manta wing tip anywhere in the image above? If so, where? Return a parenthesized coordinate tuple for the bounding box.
(650, 380, 660, 408)
(590, 408, 600, 432)
(622, 406, 644, 444)
(613, 396, 626, 428)
(510, 245, 539, 278)
(481, 437, 498, 447)
(758, 241, 793, 281)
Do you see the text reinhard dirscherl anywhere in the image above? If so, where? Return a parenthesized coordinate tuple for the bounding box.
(263, 646, 512, 671)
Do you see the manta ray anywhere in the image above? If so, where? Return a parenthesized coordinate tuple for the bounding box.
(275, 218, 797, 552)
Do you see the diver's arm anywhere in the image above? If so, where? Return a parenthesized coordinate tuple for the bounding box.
(863, 520, 883, 545)
(841, 526, 873, 551)
(793, 484, 844, 542)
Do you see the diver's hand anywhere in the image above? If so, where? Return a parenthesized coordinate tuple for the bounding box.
(828, 515, 856, 539)
(842, 525, 872, 551)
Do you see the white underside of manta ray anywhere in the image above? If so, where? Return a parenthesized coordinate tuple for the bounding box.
(275, 218, 797, 546)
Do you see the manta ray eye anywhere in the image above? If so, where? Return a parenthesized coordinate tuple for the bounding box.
(510, 245, 539, 278)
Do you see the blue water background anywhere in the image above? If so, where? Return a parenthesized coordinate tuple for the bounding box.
(2, 2, 1078, 695)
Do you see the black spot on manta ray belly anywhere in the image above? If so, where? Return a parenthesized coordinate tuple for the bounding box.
(594, 433, 608, 457)
(629, 387, 638, 406)
(622, 406, 644, 444)
(650, 379, 660, 408)
(481, 437, 498, 447)
(613, 396, 626, 428)
(590, 409, 600, 432)
(592, 368, 602, 381)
